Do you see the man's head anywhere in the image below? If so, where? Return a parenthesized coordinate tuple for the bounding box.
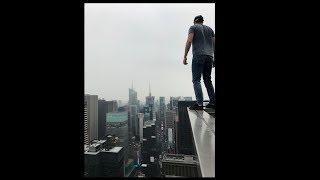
(194, 15, 204, 24)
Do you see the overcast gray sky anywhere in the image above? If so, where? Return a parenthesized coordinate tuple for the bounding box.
(85, 3, 215, 104)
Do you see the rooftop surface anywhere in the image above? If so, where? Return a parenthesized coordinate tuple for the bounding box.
(162, 153, 199, 164)
(103, 146, 122, 153)
(143, 120, 156, 127)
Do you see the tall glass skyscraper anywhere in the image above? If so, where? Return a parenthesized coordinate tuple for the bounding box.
(129, 87, 138, 139)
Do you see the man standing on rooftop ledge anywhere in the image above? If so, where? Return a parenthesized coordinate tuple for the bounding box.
(183, 15, 215, 110)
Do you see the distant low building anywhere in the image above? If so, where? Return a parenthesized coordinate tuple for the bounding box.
(84, 138, 124, 177)
(161, 153, 200, 177)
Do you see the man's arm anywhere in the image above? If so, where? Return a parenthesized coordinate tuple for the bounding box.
(183, 33, 194, 65)
(212, 33, 215, 68)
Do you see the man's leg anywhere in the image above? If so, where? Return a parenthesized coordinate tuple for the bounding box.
(192, 55, 205, 106)
(203, 56, 215, 105)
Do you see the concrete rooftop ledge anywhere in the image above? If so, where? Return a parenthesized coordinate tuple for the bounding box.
(187, 108, 215, 177)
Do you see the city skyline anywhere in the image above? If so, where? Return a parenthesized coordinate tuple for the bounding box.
(86, 86, 193, 105)
(85, 3, 215, 103)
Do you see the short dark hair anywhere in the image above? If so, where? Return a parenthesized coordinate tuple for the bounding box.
(194, 15, 204, 23)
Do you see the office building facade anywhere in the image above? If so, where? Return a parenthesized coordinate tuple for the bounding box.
(106, 112, 129, 163)
(85, 94, 98, 142)
(176, 101, 196, 155)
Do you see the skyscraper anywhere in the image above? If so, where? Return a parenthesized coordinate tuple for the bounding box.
(176, 101, 195, 155)
(155, 111, 161, 151)
(129, 85, 138, 106)
(143, 106, 151, 123)
(141, 120, 159, 177)
(85, 94, 98, 142)
(106, 112, 129, 163)
(128, 105, 138, 138)
(169, 96, 192, 111)
(137, 113, 144, 142)
(145, 84, 155, 120)
(106, 100, 118, 112)
(137, 100, 141, 113)
(84, 101, 89, 145)
(159, 97, 166, 152)
(166, 110, 176, 153)
(128, 85, 138, 140)
(98, 99, 119, 140)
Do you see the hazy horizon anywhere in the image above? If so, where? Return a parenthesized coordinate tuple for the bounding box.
(85, 3, 215, 104)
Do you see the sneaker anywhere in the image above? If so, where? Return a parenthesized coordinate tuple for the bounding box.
(205, 103, 215, 109)
(189, 103, 203, 110)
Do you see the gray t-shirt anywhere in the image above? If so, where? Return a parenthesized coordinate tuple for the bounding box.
(188, 24, 215, 57)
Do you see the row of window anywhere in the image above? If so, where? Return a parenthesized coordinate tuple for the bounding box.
(163, 164, 197, 177)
